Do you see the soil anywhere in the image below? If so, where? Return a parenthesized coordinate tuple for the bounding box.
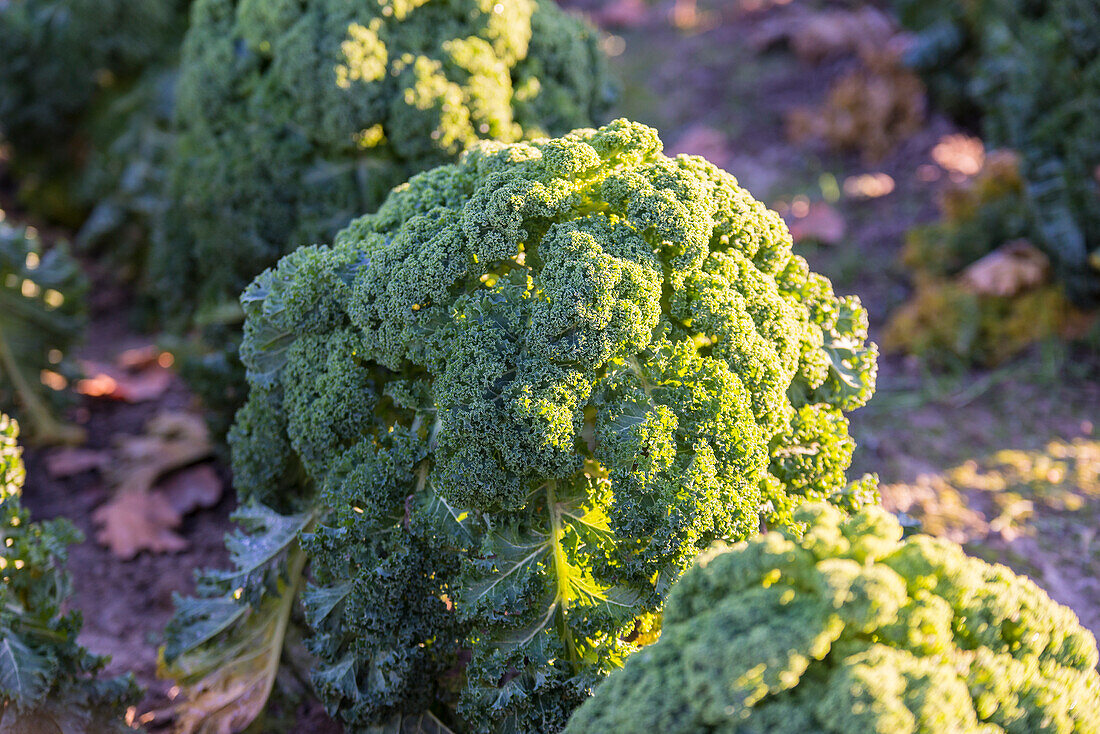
(4, 0, 1099, 731)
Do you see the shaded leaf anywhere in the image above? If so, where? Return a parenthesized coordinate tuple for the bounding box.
(44, 448, 108, 478)
(366, 712, 455, 734)
(0, 414, 141, 730)
(0, 636, 50, 705)
(0, 225, 86, 446)
(92, 488, 188, 559)
(160, 506, 314, 734)
(161, 465, 222, 515)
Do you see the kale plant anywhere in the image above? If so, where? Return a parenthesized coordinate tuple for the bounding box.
(567, 502, 1100, 733)
(895, 0, 1100, 307)
(0, 0, 191, 223)
(0, 414, 142, 732)
(162, 120, 878, 733)
(150, 0, 615, 429)
(152, 0, 613, 321)
(0, 223, 86, 445)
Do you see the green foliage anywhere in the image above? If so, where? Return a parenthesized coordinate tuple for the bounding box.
(76, 68, 180, 280)
(884, 280, 1078, 368)
(566, 502, 1100, 733)
(885, 150, 1076, 367)
(150, 0, 615, 428)
(159, 503, 313, 733)
(0, 0, 190, 223)
(0, 414, 141, 731)
(901, 151, 1031, 281)
(0, 223, 86, 445)
(894, 0, 1100, 306)
(165, 119, 878, 732)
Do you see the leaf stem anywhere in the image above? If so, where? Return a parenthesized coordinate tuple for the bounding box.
(0, 321, 83, 445)
(547, 480, 580, 668)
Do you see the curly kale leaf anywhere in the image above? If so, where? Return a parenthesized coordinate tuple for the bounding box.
(150, 0, 615, 431)
(0, 224, 86, 445)
(0, 414, 141, 731)
(566, 502, 1100, 733)
(160, 503, 313, 733)
(187, 119, 879, 731)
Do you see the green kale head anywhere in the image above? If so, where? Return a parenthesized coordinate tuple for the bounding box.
(567, 502, 1100, 733)
(165, 119, 877, 733)
(0, 0, 190, 223)
(0, 414, 142, 731)
(152, 0, 615, 333)
(0, 223, 86, 445)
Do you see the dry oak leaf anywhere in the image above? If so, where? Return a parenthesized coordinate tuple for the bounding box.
(960, 239, 1049, 298)
(93, 412, 214, 558)
(93, 488, 188, 560)
(161, 464, 223, 516)
(786, 47, 925, 162)
(76, 362, 174, 402)
(45, 447, 110, 478)
(116, 344, 173, 370)
(752, 6, 896, 62)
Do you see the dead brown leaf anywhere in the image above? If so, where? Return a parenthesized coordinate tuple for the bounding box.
(667, 124, 731, 168)
(93, 489, 188, 560)
(752, 6, 896, 62)
(960, 240, 1050, 298)
(77, 361, 174, 402)
(116, 344, 174, 370)
(160, 464, 223, 515)
(931, 134, 985, 176)
(788, 202, 846, 245)
(45, 447, 110, 478)
(107, 412, 212, 496)
(592, 0, 649, 29)
(670, 0, 716, 31)
(786, 48, 925, 162)
(93, 412, 214, 559)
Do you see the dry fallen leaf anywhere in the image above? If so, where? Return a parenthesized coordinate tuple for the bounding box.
(592, 0, 649, 29)
(752, 6, 896, 62)
(93, 412, 214, 559)
(788, 202, 846, 246)
(116, 344, 174, 371)
(45, 447, 110, 478)
(77, 364, 174, 402)
(667, 125, 732, 168)
(93, 489, 188, 560)
(107, 412, 212, 495)
(786, 48, 925, 162)
(931, 134, 985, 177)
(960, 240, 1050, 298)
(161, 464, 223, 515)
(671, 0, 713, 31)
